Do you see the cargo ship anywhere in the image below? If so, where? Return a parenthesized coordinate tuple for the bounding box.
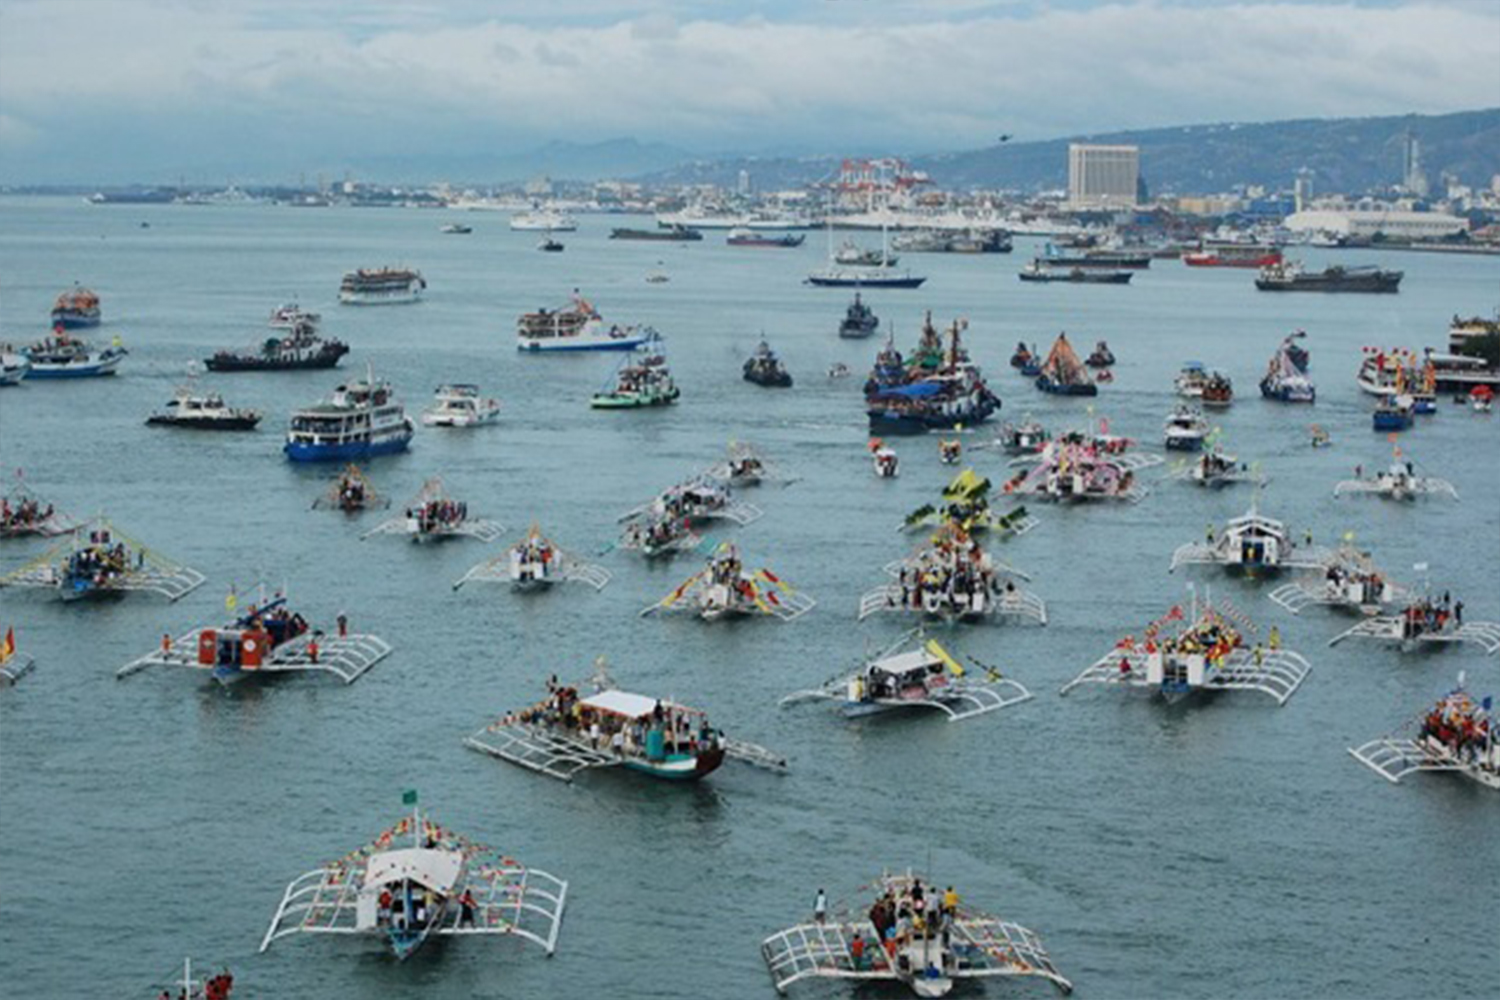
(1255, 262, 1402, 293)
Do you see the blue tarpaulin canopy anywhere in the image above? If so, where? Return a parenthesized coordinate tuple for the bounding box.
(876, 382, 943, 399)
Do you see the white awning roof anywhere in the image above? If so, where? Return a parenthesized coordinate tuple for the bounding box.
(363, 848, 463, 894)
(580, 689, 661, 719)
(871, 649, 938, 677)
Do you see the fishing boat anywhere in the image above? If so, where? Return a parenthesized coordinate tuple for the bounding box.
(1334, 458, 1458, 501)
(338, 267, 425, 305)
(284, 368, 415, 462)
(439, 222, 472, 234)
(1034, 333, 1096, 395)
(1174, 362, 1211, 397)
(991, 418, 1050, 455)
(902, 468, 1039, 538)
(727, 228, 805, 248)
(1165, 447, 1261, 489)
(362, 478, 506, 543)
(420, 384, 500, 427)
(743, 339, 793, 388)
(1009, 342, 1037, 372)
(312, 464, 389, 513)
(1349, 675, 1499, 788)
(147, 959, 234, 1000)
(146, 388, 262, 430)
(0, 481, 73, 538)
(858, 522, 1046, 625)
(0, 626, 36, 686)
(760, 870, 1073, 998)
(1255, 261, 1403, 293)
(1018, 261, 1133, 284)
(510, 206, 577, 231)
(466, 659, 786, 782)
(1201, 372, 1233, 407)
(1268, 543, 1411, 617)
(205, 320, 348, 372)
(782, 630, 1033, 723)
(1060, 593, 1311, 705)
(1259, 332, 1316, 403)
(452, 524, 611, 592)
(260, 796, 568, 960)
(268, 303, 321, 329)
(1329, 595, 1500, 656)
(1182, 244, 1282, 268)
(1085, 341, 1114, 367)
(838, 293, 879, 339)
(117, 591, 393, 685)
(24, 331, 126, 378)
(641, 542, 815, 621)
(611, 225, 703, 241)
(1170, 504, 1329, 576)
(591, 334, 680, 408)
(0, 349, 30, 385)
(50, 285, 102, 328)
(1162, 405, 1209, 451)
(516, 292, 654, 352)
(864, 316, 1001, 434)
(871, 439, 899, 477)
(0, 517, 205, 602)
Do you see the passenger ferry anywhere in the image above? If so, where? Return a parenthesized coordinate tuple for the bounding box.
(24, 332, 126, 378)
(516, 293, 654, 352)
(338, 267, 425, 305)
(284, 369, 415, 462)
(509, 206, 577, 231)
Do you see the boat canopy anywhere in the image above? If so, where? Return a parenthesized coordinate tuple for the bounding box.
(871, 648, 939, 678)
(579, 689, 662, 719)
(876, 381, 944, 398)
(363, 848, 463, 894)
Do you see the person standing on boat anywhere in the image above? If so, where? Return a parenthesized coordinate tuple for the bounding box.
(458, 889, 476, 927)
(814, 888, 827, 923)
(337, 613, 348, 638)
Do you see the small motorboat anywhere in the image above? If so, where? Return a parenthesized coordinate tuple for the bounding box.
(440, 223, 473, 234)
(871, 439, 899, 478)
(538, 237, 564, 252)
(421, 384, 501, 427)
(24, 331, 126, 378)
(0, 349, 30, 386)
(743, 339, 792, 388)
(146, 388, 262, 431)
(827, 362, 850, 379)
(1472, 385, 1494, 413)
(1085, 341, 1115, 367)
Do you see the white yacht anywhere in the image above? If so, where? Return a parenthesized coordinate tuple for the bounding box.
(421, 384, 501, 427)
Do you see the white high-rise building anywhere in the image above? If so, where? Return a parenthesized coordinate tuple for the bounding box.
(1068, 144, 1139, 209)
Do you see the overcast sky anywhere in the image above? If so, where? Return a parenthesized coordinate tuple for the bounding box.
(1, 0, 1496, 184)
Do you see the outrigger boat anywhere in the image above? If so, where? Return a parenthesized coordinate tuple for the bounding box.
(284, 367, 415, 462)
(1349, 674, 1498, 788)
(146, 388, 262, 430)
(205, 318, 348, 372)
(117, 592, 393, 685)
(465, 658, 787, 782)
(744, 339, 793, 387)
(858, 522, 1046, 625)
(0, 626, 36, 686)
(1165, 446, 1262, 488)
(863, 315, 1000, 434)
(260, 796, 568, 961)
(591, 333, 679, 408)
(1002, 434, 1161, 504)
(1162, 405, 1209, 451)
(0, 480, 73, 538)
(516, 291, 654, 352)
(1260, 331, 1316, 403)
(641, 542, 814, 621)
(147, 958, 234, 1000)
(838, 294, 879, 339)
(1060, 593, 1311, 705)
(701, 441, 790, 488)
(1033, 333, 1096, 396)
(24, 330, 126, 378)
(362, 478, 506, 543)
(312, 464, 389, 513)
(452, 525, 611, 592)
(421, 384, 500, 427)
(782, 630, 1033, 723)
(0, 517, 205, 602)
(760, 870, 1072, 998)
(619, 476, 763, 531)
(1328, 593, 1500, 655)
(1333, 456, 1458, 501)
(1170, 503, 1329, 576)
(1268, 542, 1411, 617)
(871, 439, 899, 478)
(902, 469, 1039, 538)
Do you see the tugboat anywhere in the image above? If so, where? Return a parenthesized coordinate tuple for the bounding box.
(420, 384, 500, 427)
(284, 367, 415, 461)
(743, 339, 792, 388)
(1255, 261, 1403, 293)
(591, 335, 680, 408)
(1085, 341, 1115, 367)
(864, 315, 1001, 433)
(50, 285, 102, 328)
(1260, 332, 1316, 403)
(146, 388, 262, 430)
(24, 330, 126, 378)
(1034, 333, 1097, 396)
(838, 293, 879, 339)
(204, 319, 348, 372)
(1163, 405, 1209, 451)
(338, 267, 425, 305)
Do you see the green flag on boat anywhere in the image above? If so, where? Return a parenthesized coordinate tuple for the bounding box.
(402, 789, 418, 806)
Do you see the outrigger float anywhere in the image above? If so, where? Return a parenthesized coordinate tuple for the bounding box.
(0, 480, 73, 538)
(1267, 543, 1410, 617)
(0, 518, 205, 602)
(1328, 594, 1500, 655)
(1333, 457, 1458, 501)
(362, 479, 506, 543)
(640, 542, 814, 621)
(453, 525, 610, 592)
(261, 797, 568, 961)
(1170, 503, 1329, 576)
(760, 870, 1072, 998)
(0, 626, 35, 686)
(902, 469, 1039, 538)
(1349, 674, 1498, 788)
(858, 523, 1046, 625)
(782, 630, 1033, 723)
(312, 464, 389, 513)
(1060, 594, 1311, 705)
(118, 592, 393, 685)
(465, 659, 787, 782)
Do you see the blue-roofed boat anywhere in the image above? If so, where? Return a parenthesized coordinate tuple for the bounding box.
(284, 368, 415, 462)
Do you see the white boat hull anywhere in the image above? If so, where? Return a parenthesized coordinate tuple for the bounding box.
(340, 287, 422, 305)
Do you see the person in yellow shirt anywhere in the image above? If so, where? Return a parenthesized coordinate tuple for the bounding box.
(942, 886, 958, 914)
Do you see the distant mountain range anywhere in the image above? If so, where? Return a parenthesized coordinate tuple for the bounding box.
(636, 108, 1500, 196)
